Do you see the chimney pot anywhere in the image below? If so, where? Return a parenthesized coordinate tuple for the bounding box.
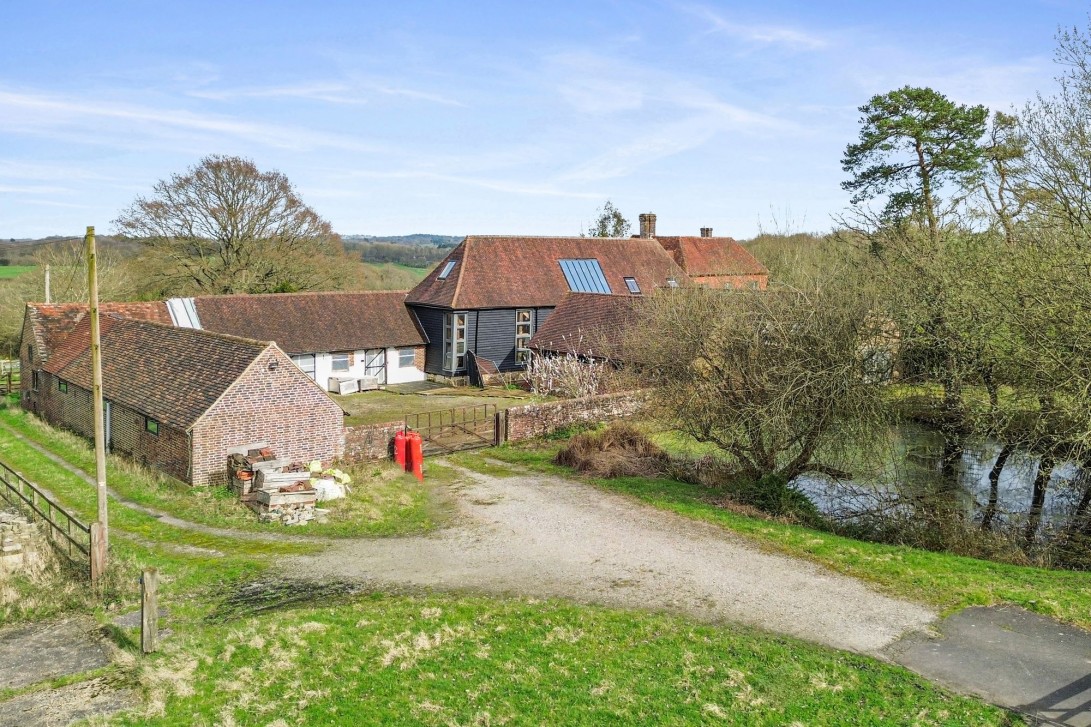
(700, 227, 713, 237)
(638, 213, 657, 238)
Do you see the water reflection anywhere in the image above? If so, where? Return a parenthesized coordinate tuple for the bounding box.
(795, 423, 1080, 529)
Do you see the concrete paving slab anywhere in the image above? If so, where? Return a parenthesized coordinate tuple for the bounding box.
(0, 677, 133, 726)
(888, 606, 1091, 726)
(0, 618, 111, 691)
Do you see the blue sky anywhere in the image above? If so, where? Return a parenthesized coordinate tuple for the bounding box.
(1, 1, 1085, 239)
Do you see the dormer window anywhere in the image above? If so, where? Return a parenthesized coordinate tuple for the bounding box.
(438, 261, 457, 280)
(624, 277, 641, 294)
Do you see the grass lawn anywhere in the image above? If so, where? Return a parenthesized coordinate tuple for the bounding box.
(119, 592, 1012, 726)
(0, 407, 1023, 724)
(336, 388, 541, 427)
(0, 265, 35, 280)
(465, 445, 1091, 631)
(0, 406, 454, 539)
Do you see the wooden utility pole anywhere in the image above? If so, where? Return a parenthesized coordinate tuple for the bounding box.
(87, 226, 109, 554)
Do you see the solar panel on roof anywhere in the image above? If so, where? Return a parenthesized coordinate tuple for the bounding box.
(559, 259, 611, 294)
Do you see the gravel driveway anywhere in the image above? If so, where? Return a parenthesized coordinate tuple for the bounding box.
(283, 466, 935, 654)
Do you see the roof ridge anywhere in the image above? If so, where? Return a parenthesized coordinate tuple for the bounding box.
(450, 236, 468, 308)
(192, 289, 411, 301)
(114, 316, 271, 349)
(465, 234, 654, 242)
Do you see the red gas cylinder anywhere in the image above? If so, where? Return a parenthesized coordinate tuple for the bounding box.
(407, 431, 425, 481)
(394, 430, 407, 468)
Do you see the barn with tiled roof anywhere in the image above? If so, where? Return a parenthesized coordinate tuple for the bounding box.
(19, 306, 343, 485)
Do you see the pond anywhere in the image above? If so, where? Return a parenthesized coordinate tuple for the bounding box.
(795, 423, 1083, 531)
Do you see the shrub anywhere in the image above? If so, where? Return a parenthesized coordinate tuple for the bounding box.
(555, 424, 669, 478)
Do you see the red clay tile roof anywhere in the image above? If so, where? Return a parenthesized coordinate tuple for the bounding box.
(656, 237, 768, 277)
(405, 236, 688, 309)
(45, 315, 270, 430)
(528, 293, 645, 359)
(24, 302, 171, 363)
(191, 291, 427, 354)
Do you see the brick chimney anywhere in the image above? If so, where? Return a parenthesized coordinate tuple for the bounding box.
(700, 227, 712, 237)
(638, 213, 657, 238)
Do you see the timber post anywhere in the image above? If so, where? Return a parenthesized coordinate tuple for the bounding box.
(141, 567, 158, 654)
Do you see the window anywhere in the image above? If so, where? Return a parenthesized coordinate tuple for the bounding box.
(515, 309, 534, 364)
(624, 277, 641, 294)
(291, 354, 316, 380)
(398, 347, 416, 368)
(331, 352, 350, 372)
(26, 344, 33, 362)
(666, 277, 679, 288)
(443, 312, 468, 372)
(748, 280, 760, 290)
(31, 370, 40, 391)
(558, 259, 612, 294)
(144, 417, 160, 436)
(438, 260, 457, 280)
(58, 379, 68, 393)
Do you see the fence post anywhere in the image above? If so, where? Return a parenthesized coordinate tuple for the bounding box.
(141, 567, 158, 654)
(90, 521, 106, 582)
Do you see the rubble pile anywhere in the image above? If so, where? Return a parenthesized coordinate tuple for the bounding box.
(0, 508, 41, 572)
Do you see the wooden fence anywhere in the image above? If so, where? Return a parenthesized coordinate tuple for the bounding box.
(0, 458, 95, 577)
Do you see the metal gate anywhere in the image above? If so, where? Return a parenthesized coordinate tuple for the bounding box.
(406, 404, 496, 454)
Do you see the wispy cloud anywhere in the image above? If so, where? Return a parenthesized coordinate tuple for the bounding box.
(0, 184, 72, 195)
(0, 87, 392, 153)
(190, 79, 465, 107)
(342, 169, 600, 199)
(683, 5, 829, 50)
(544, 51, 801, 181)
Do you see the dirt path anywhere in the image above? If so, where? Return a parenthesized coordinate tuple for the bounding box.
(282, 466, 935, 654)
(0, 421, 305, 543)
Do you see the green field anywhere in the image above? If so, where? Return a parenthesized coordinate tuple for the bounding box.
(0, 265, 35, 279)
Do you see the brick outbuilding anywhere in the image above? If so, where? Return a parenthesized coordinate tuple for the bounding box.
(20, 305, 343, 485)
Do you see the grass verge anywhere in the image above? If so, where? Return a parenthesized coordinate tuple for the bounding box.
(0, 418, 1022, 724)
(117, 591, 1015, 726)
(0, 407, 451, 538)
(474, 445, 1091, 630)
(0, 422, 317, 624)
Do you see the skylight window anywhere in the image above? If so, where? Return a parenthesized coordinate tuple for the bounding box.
(559, 259, 611, 294)
(624, 277, 641, 294)
(438, 260, 457, 280)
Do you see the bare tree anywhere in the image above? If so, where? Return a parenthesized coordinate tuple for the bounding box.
(624, 279, 888, 482)
(114, 155, 345, 296)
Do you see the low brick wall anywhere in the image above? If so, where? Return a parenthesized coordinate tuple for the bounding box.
(342, 420, 403, 462)
(503, 391, 646, 443)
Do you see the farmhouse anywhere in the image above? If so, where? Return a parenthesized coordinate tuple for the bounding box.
(163, 291, 428, 391)
(20, 305, 343, 485)
(405, 213, 765, 379)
